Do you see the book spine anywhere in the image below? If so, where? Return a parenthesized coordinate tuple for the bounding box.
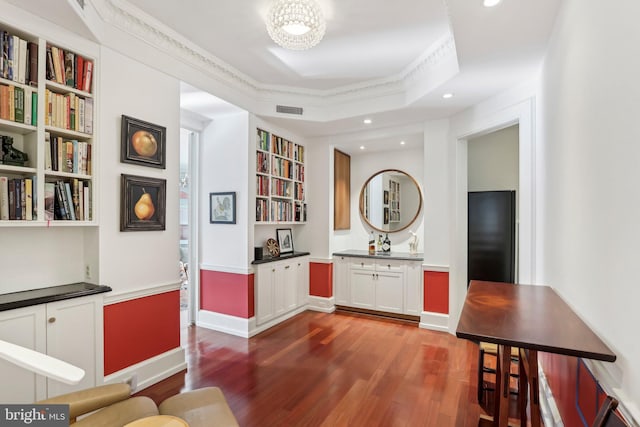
(84, 97, 93, 134)
(83, 60, 93, 92)
(8, 85, 14, 121)
(65, 51, 75, 87)
(0, 176, 8, 220)
(28, 41, 37, 86)
(18, 38, 27, 84)
(24, 87, 31, 125)
(44, 132, 52, 170)
(64, 181, 76, 220)
(14, 86, 24, 123)
(83, 182, 89, 221)
(46, 46, 55, 81)
(44, 182, 55, 221)
(54, 181, 67, 220)
(24, 178, 32, 221)
(31, 91, 37, 125)
(8, 179, 15, 220)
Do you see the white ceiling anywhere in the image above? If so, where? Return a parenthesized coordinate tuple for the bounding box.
(4, 0, 561, 153)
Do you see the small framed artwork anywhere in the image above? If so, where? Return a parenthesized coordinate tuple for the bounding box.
(121, 115, 166, 169)
(276, 228, 294, 254)
(384, 207, 389, 224)
(383, 190, 389, 205)
(121, 174, 166, 231)
(210, 192, 236, 224)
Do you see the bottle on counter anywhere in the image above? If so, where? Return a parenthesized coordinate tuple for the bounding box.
(377, 234, 383, 253)
(368, 231, 376, 255)
(382, 233, 391, 253)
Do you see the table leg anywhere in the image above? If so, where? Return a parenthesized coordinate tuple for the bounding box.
(528, 350, 541, 427)
(518, 349, 528, 426)
(496, 345, 511, 426)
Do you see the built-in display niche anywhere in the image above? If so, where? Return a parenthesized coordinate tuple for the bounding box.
(359, 169, 422, 233)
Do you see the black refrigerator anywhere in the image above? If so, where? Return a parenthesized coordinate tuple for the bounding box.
(467, 190, 516, 285)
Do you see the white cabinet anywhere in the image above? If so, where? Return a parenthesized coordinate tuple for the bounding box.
(255, 256, 309, 327)
(334, 254, 422, 317)
(0, 294, 103, 403)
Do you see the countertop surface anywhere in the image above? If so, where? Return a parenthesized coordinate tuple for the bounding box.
(333, 250, 424, 261)
(0, 282, 112, 311)
(252, 251, 310, 265)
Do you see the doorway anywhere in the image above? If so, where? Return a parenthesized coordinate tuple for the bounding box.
(179, 128, 199, 335)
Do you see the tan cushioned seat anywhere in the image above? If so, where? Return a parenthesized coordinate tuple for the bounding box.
(73, 396, 159, 427)
(39, 383, 134, 420)
(159, 387, 239, 427)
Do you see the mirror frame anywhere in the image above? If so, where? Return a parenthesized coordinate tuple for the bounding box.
(358, 168, 423, 233)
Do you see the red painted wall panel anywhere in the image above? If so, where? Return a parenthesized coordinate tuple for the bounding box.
(200, 269, 254, 318)
(423, 271, 449, 314)
(310, 262, 332, 297)
(104, 291, 180, 376)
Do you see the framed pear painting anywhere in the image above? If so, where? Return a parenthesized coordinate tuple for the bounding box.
(121, 174, 166, 231)
(121, 115, 166, 169)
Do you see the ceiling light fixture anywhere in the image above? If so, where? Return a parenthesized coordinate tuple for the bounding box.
(266, 0, 326, 50)
(400, 141, 406, 145)
(360, 146, 365, 150)
(483, 0, 502, 7)
(443, 93, 454, 99)
(363, 118, 372, 124)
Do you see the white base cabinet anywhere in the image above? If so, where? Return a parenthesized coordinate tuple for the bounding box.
(334, 254, 422, 317)
(255, 256, 309, 327)
(0, 294, 103, 403)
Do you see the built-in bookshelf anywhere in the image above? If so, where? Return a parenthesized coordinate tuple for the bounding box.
(389, 178, 400, 223)
(0, 23, 96, 225)
(255, 128, 306, 224)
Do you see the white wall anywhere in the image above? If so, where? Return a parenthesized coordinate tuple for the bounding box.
(332, 147, 424, 254)
(98, 47, 181, 292)
(199, 112, 250, 271)
(468, 125, 519, 192)
(538, 0, 640, 412)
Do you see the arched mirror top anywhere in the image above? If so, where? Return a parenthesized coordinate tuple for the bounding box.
(359, 169, 423, 233)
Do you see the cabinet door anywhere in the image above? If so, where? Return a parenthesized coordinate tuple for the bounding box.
(296, 258, 309, 307)
(375, 271, 404, 314)
(46, 295, 101, 398)
(255, 265, 276, 325)
(333, 257, 349, 305)
(405, 262, 422, 315)
(282, 261, 297, 313)
(350, 269, 375, 309)
(0, 305, 47, 403)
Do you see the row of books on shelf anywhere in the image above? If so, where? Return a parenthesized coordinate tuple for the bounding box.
(256, 175, 269, 197)
(272, 157, 293, 179)
(0, 84, 37, 125)
(0, 175, 36, 220)
(256, 151, 269, 174)
(45, 179, 91, 221)
(255, 199, 307, 222)
(294, 163, 304, 182)
(45, 89, 93, 134)
(256, 129, 269, 152)
(271, 178, 292, 198)
(294, 183, 304, 202)
(0, 30, 38, 86)
(46, 44, 93, 93)
(45, 132, 92, 175)
(270, 135, 296, 159)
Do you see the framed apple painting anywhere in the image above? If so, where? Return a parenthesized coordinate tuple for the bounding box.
(121, 174, 166, 231)
(121, 115, 166, 169)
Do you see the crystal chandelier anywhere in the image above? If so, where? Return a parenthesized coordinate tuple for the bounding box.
(266, 0, 326, 50)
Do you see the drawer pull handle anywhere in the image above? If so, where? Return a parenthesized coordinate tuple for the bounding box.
(387, 264, 391, 269)
(48, 317, 56, 324)
(285, 265, 291, 269)
(361, 262, 364, 267)
(272, 268, 276, 272)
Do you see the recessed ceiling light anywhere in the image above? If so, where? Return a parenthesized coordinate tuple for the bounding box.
(360, 146, 365, 150)
(400, 141, 406, 145)
(363, 118, 372, 124)
(483, 0, 501, 7)
(443, 93, 454, 99)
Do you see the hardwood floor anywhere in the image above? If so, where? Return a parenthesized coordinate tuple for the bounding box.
(138, 311, 490, 426)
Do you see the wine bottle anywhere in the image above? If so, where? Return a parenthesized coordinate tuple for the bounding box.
(382, 233, 391, 253)
(368, 231, 375, 255)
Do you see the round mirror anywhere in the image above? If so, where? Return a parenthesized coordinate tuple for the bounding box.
(359, 169, 422, 233)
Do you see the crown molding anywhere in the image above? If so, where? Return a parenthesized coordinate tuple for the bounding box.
(94, 0, 458, 113)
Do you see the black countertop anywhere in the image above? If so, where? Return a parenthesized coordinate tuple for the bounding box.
(252, 251, 310, 265)
(333, 250, 424, 261)
(0, 282, 112, 312)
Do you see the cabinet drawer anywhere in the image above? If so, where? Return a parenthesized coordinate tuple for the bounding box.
(375, 260, 404, 273)
(350, 260, 376, 270)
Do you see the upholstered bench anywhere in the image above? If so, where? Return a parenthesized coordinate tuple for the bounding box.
(39, 383, 239, 427)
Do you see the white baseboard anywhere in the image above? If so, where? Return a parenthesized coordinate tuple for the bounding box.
(307, 296, 336, 313)
(249, 306, 308, 337)
(538, 361, 563, 427)
(197, 310, 251, 338)
(103, 347, 186, 393)
(419, 311, 449, 332)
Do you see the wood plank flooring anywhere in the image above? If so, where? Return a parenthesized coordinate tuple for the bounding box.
(137, 310, 490, 426)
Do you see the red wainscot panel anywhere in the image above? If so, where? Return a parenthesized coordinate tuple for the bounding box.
(310, 262, 332, 298)
(423, 271, 449, 314)
(540, 353, 605, 427)
(104, 291, 180, 376)
(200, 269, 254, 318)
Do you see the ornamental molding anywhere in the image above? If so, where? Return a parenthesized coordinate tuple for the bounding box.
(95, 0, 457, 107)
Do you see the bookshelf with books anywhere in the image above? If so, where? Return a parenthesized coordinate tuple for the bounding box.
(255, 128, 306, 224)
(0, 22, 96, 225)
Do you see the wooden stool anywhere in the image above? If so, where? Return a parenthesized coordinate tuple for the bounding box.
(477, 342, 520, 404)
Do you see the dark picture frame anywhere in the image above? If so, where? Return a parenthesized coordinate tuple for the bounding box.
(383, 190, 389, 205)
(121, 115, 166, 169)
(210, 192, 236, 224)
(121, 174, 166, 231)
(384, 207, 390, 224)
(276, 228, 294, 254)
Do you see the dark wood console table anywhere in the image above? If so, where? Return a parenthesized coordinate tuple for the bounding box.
(456, 280, 616, 427)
